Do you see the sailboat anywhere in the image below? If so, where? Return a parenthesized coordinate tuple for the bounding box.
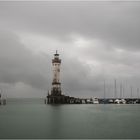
(120, 83, 126, 104)
(114, 81, 126, 104)
(93, 97, 99, 104)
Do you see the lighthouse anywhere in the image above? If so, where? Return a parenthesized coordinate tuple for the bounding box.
(47, 51, 67, 104)
(46, 51, 81, 104)
(51, 50, 62, 96)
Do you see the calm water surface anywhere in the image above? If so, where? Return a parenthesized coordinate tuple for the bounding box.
(0, 98, 140, 139)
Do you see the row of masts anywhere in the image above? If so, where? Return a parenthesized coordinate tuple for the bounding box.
(103, 79, 140, 99)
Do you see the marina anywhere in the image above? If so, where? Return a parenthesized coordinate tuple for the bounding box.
(45, 97, 140, 104)
(45, 51, 140, 105)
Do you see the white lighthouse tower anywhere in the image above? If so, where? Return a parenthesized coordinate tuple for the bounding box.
(51, 50, 62, 96)
(47, 51, 71, 104)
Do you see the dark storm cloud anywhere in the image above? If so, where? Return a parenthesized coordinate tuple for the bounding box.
(0, 31, 50, 89)
(0, 1, 140, 50)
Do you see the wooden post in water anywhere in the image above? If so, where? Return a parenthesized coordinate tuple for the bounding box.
(3, 99, 6, 105)
(44, 98, 47, 104)
(0, 94, 1, 105)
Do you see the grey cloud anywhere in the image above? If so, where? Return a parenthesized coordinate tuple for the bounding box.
(0, 30, 102, 97)
(0, 30, 140, 98)
(0, 1, 140, 98)
(0, 2, 140, 50)
(0, 31, 50, 90)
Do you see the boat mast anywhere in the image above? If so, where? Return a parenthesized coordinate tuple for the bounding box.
(104, 80, 106, 102)
(130, 86, 133, 98)
(137, 88, 139, 99)
(120, 83, 122, 99)
(122, 84, 125, 99)
(114, 79, 117, 99)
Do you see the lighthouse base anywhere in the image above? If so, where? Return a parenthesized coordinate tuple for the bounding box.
(47, 95, 71, 104)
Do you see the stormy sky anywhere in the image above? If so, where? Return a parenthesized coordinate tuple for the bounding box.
(0, 1, 140, 98)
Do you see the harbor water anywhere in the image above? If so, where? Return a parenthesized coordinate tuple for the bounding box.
(0, 98, 140, 139)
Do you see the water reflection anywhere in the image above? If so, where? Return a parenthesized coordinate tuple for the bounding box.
(48, 104, 63, 138)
